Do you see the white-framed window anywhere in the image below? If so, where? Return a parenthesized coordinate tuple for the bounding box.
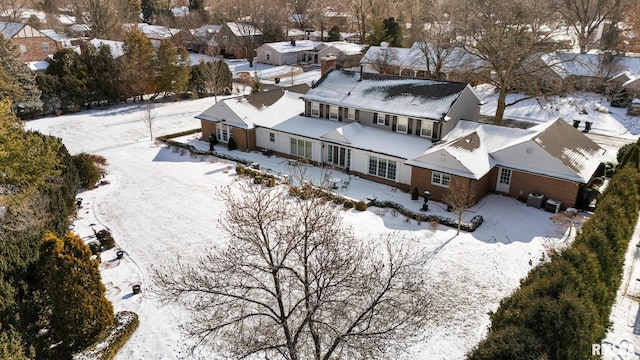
(377, 113, 386, 125)
(216, 124, 231, 142)
(368, 156, 397, 180)
(347, 108, 355, 120)
(42, 43, 49, 51)
(290, 138, 312, 159)
(269, 132, 275, 142)
(19, 45, 27, 54)
(329, 105, 339, 120)
(431, 171, 450, 187)
(397, 116, 408, 133)
(310, 102, 320, 117)
(421, 121, 433, 137)
(223, 35, 230, 43)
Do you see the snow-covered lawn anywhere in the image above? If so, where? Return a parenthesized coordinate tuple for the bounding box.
(23, 100, 574, 359)
(26, 79, 638, 359)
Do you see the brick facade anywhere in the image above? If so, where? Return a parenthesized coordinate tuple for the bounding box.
(410, 166, 581, 209)
(12, 36, 58, 62)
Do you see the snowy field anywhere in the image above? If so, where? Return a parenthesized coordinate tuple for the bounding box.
(26, 75, 640, 359)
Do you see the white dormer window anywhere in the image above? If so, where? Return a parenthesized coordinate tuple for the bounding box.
(311, 102, 320, 117)
(377, 113, 386, 125)
(329, 105, 339, 120)
(421, 121, 433, 137)
(397, 117, 408, 133)
(347, 108, 355, 120)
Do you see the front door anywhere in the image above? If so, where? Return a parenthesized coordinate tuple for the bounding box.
(496, 167, 512, 194)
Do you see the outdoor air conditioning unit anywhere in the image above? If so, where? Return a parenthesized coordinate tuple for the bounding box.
(527, 193, 544, 208)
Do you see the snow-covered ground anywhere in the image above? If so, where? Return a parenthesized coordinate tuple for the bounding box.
(26, 68, 640, 359)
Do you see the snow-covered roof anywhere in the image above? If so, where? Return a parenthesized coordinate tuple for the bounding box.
(226, 22, 262, 37)
(89, 39, 125, 58)
(191, 25, 223, 39)
(27, 60, 49, 71)
(0, 22, 26, 38)
(260, 40, 320, 53)
(408, 118, 606, 183)
(361, 43, 482, 73)
(196, 90, 305, 129)
(272, 116, 432, 160)
(318, 41, 365, 56)
(135, 23, 183, 40)
(541, 52, 640, 79)
(302, 70, 469, 120)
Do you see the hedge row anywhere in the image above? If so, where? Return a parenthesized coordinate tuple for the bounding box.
(370, 199, 484, 232)
(73, 311, 139, 360)
(468, 164, 640, 359)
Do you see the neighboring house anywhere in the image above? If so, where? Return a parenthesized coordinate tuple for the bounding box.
(132, 23, 187, 47)
(187, 24, 223, 53)
(360, 42, 484, 83)
(0, 21, 59, 62)
(218, 22, 263, 59)
(256, 40, 364, 66)
(86, 39, 125, 58)
(188, 22, 263, 59)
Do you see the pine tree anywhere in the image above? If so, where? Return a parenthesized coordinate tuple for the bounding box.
(83, 43, 120, 105)
(155, 44, 190, 98)
(119, 26, 156, 101)
(36, 232, 114, 358)
(44, 49, 88, 113)
(0, 36, 43, 117)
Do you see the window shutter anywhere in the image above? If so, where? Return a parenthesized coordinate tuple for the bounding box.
(355, 110, 359, 121)
(408, 118, 413, 134)
(433, 122, 440, 139)
(391, 116, 397, 131)
(416, 120, 421, 135)
(373, 112, 377, 124)
(385, 114, 390, 126)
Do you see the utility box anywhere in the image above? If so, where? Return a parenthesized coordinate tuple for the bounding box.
(527, 193, 544, 208)
(545, 199, 561, 213)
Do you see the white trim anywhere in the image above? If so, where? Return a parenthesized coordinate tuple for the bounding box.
(397, 116, 408, 133)
(377, 112, 386, 125)
(311, 102, 320, 117)
(431, 171, 450, 187)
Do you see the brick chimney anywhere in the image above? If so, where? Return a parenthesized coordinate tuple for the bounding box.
(320, 55, 337, 76)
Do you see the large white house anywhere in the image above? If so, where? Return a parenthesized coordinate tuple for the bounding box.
(197, 66, 605, 209)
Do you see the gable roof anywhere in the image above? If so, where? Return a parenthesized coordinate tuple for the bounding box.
(0, 22, 26, 38)
(302, 70, 470, 120)
(408, 118, 606, 183)
(225, 22, 262, 37)
(195, 89, 304, 129)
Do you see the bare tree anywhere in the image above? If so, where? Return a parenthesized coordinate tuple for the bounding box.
(368, 45, 399, 74)
(453, 0, 564, 125)
(557, 0, 633, 54)
(141, 100, 156, 140)
(0, 0, 29, 22)
(153, 178, 446, 359)
(442, 176, 476, 235)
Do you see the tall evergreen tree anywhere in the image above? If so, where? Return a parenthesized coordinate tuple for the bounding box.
(43, 49, 88, 113)
(83, 43, 120, 105)
(0, 36, 43, 117)
(140, 0, 156, 23)
(36, 232, 114, 358)
(155, 43, 190, 98)
(119, 26, 156, 101)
